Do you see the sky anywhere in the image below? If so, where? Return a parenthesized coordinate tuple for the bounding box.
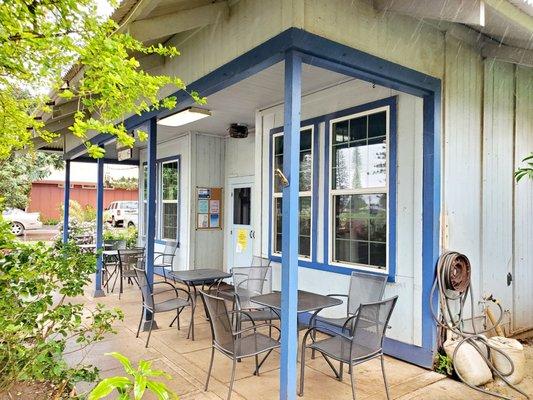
(46, 163, 138, 183)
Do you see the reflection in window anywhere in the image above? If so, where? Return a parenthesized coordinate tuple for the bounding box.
(331, 109, 388, 270)
(161, 161, 179, 240)
(272, 128, 313, 257)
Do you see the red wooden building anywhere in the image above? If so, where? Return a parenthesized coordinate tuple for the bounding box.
(28, 180, 138, 220)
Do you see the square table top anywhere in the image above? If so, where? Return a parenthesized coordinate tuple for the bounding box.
(169, 268, 231, 284)
(251, 290, 343, 313)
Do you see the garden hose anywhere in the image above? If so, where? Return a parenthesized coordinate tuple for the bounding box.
(430, 251, 529, 400)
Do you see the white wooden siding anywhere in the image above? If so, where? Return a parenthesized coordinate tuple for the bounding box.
(482, 60, 515, 327)
(513, 66, 533, 330)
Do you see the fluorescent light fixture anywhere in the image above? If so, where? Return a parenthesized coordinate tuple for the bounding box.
(157, 107, 211, 127)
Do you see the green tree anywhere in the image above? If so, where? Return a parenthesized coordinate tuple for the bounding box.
(0, 0, 204, 160)
(0, 152, 63, 210)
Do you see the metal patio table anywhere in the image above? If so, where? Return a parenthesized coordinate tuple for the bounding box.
(168, 268, 231, 340)
(250, 290, 343, 371)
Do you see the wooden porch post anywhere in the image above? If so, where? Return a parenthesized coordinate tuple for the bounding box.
(62, 160, 71, 244)
(280, 50, 301, 400)
(144, 117, 158, 329)
(93, 157, 105, 297)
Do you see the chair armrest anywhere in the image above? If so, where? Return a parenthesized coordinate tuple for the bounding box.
(327, 294, 348, 299)
(152, 281, 179, 297)
(304, 326, 353, 342)
(233, 323, 281, 337)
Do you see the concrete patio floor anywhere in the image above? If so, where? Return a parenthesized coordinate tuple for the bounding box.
(69, 278, 527, 400)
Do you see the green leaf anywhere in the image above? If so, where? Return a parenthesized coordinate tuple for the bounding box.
(88, 377, 131, 399)
(107, 352, 135, 374)
(134, 375, 147, 399)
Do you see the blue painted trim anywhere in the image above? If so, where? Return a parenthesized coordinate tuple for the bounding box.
(268, 97, 398, 282)
(145, 118, 157, 301)
(62, 160, 71, 244)
(279, 50, 301, 400)
(74, 156, 140, 166)
(94, 158, 104, 293)
(421, 91, 441, 356)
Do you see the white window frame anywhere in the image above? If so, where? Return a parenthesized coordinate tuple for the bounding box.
(141, 165, 148, 237)
(271, 125, 314, 260)
(159, 159, 180, 241)
(328, 106, 390, 273)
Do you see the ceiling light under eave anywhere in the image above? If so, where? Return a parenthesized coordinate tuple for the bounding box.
(157, 107, 211, 127)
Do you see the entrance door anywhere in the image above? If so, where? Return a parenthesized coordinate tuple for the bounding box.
(228, 180, 254, 269)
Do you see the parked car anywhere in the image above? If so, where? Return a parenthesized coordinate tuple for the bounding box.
(2, 208, 43, 236)
(106, 201, 138, 227)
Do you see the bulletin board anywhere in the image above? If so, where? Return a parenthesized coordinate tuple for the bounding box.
(196, 187, 223, 230)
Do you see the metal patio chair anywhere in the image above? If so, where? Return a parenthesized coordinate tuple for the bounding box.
(200, 291, 280, 400)
(134, 266, 192, 348)
(217, 265, 280, 326)
(102, 239, 127, 292)
(154, 240, 178, 280)
(250, 255, 271, 267)
(312, 271, 388, 333)
(114, 249, 144, 298)
(299, 296, 399, 400)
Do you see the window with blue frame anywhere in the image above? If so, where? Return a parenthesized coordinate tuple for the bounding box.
(160, 160, 179, 240)
(329, 107, 389, 271)
(272, 127, 313, 258)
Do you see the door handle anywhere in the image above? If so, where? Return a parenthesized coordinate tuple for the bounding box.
(249, 230, 253, 239)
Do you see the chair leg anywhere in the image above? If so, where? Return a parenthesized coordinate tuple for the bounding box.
(254, 354, 259, 376)
(136, 307, 144, 338)
(205, 347, 215, 391)
(299, 344, 307, 396)
(339, 362, 344, 381)
(380, 354, 390, 400)
(227, 357, 237, 400)
(349, 363, 356, 400)
(145, 316, 155, 348)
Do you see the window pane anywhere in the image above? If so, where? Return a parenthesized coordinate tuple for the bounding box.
(333, 120, 349, 144)
(332, 141, 367, 189)
(274, 197, 282, 253)
(350, 116, 367, 141)
(367, 137, 387, 188)
(368, 111, 386, 138)
(162, 203, 177, 240)
(333, 193, 387, 269)
(274, 130, 313, 193)
(162, 162, 178, 200)
(143, 165, 148, 198)
(299, 151, 312, 192)
(273, 196, 311, 258)
(233, 187, 251, 225)
(299, 196, 311, 257)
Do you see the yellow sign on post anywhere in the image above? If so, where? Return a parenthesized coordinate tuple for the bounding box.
(236, 228, 248, 253)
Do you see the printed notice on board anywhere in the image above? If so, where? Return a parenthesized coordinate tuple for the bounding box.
(236, 228, 248, 253)
(209, 200, 219, 214)
(198, 214, 209, 228)
(210, 213, 219, 228)
(198, 188, 211, 199)
(198, 199, 209, 214)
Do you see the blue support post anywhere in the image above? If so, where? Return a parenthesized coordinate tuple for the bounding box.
(62, 160, 71, 244)
(280, 50, 301, 400)
(93, 157, 105, 298)
(143, 118, 158, 330)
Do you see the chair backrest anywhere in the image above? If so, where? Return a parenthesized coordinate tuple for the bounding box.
(161, 240, 179, 265)
(351, 296, 398, 358)
(232, 266, 272, 297)
(251, 256, 271, 267)
(118, 249, 145, 274)
(201, 291, 235, 353)
(133, 266, 154, 309)
(347, 272, 388, 315)
(105, 239, 127, 250)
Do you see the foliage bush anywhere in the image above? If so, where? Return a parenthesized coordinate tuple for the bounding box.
(103, 226, 138, 248)
(0, 214, 123, 395)
(88, 353, 178, 400)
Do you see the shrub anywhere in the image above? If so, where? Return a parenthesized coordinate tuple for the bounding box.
(0, 214, 123, 395)
(88, 353, 178, 399)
